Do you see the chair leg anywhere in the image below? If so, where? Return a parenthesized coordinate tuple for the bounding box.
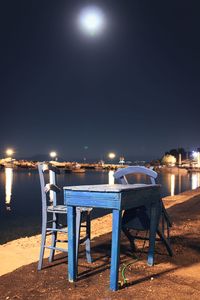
(49, 212, 57, 263)
(76, 209, 82, 266)
(85, 211, 92, 263)
(38, 215, 47, 271)
(147, 200, 160, 266)
(122, 227, 137, 252)
(161, 213, 165, 236)
(157, 228, 173, 257)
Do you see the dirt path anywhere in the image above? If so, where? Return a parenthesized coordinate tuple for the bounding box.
(1, 188, 200, 299)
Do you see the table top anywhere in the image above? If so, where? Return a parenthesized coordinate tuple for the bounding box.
(63, 183, 159, 193)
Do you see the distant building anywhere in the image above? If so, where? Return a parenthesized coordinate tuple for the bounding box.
(162, 154, 176, 167)
(119, 156, 125, 165)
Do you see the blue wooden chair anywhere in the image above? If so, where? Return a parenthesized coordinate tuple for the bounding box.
(114, 166, 173, 259)
(38, 163, 92, 271)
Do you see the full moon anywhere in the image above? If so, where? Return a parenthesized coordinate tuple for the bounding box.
(78, 6, 105, 36)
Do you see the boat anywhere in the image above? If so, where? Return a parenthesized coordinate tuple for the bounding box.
(64, 167, 72, 173)
(72, 168, 86, 173)
(156, 166, 188, 174)
(72, 163, 86, 173)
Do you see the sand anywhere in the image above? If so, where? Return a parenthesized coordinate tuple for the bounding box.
(0, 211, 112, 276)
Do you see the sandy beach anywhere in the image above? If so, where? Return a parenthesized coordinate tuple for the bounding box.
(1, 188, 200, 299)
(0, 211, 113, 276)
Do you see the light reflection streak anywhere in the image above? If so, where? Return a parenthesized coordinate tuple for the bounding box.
(191, 173, 200, 190)
(5, 167, 13, 211)
(108, 170, 114, 185)
(178, 173, 181, 194)
(170, 174, 175, 196)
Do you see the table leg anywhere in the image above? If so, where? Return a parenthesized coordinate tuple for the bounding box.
(148, 200, 160, 266)
(67, 205, 77, 282)
(110, 209, 122, 291)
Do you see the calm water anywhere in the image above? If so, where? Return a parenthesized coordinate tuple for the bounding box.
(0, 168, 200, 243)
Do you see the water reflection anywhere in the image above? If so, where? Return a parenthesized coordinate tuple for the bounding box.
(5, 167, 13, 211)
(1, 168, 200, 228)
(191, 173, 200, 190)
(108, 170, 114, 185)
(178, 173, 181, 194)
(170, 174, 175, 196)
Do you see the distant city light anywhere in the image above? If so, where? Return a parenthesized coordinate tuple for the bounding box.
(6, 149, 14, 157)
(108, 152, 116, 160)
(192, 151, 198, 158)
(119, 156, 125, 165)
(49, 151, 57, 159)
(78, 6, 105, 36)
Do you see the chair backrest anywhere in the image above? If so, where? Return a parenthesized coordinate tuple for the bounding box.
(38, 163, 60, 211)
(114, 166, 157, 185)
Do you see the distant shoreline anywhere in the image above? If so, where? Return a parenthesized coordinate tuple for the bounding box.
(0, 160, 128, 170)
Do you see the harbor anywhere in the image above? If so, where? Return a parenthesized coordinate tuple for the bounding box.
(1, 0, 200, 297)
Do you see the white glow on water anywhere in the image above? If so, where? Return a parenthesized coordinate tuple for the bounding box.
(108, 170, 115, 185)
(5, 167, 13, 210)
(170, 174, 175, 196)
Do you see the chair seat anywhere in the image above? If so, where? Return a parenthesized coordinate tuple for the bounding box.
(78, 207, 92, 212)
(47, 205, 92, 213)
(47, 205, 67, 213)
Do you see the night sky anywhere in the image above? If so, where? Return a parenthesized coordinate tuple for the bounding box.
(1, 1, 200, 162)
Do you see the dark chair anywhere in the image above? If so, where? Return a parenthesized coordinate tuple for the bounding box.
(38, 162, 92, 271)
(114, 166, 173, 261)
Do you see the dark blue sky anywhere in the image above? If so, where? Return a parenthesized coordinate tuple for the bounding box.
(1, 1, 200, 162)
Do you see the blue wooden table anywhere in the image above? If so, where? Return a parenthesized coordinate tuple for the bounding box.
(63, 184, 161, 291)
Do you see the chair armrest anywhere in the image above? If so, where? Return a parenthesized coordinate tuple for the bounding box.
(44, 183, 61, 194)
(42, 163, 60, 174)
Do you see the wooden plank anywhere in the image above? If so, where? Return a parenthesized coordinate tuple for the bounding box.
(63, 183, 158, 193)
(110, 209, 122, 291)
(121, 186, 161, 210)
(64, 190, 121, 209)
(147, 200, 161, 266)
(114, 166, 157, 183)
(67, 206, 77, 282)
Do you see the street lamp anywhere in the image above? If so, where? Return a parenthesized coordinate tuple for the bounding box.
(78, 6, 105, 37)
(108, 152, 116, 160)
(193, 151, 200, 168)
(192, 151, 198, 159)
(49, 151, 57, 161)
(6, 149, 14, 157)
